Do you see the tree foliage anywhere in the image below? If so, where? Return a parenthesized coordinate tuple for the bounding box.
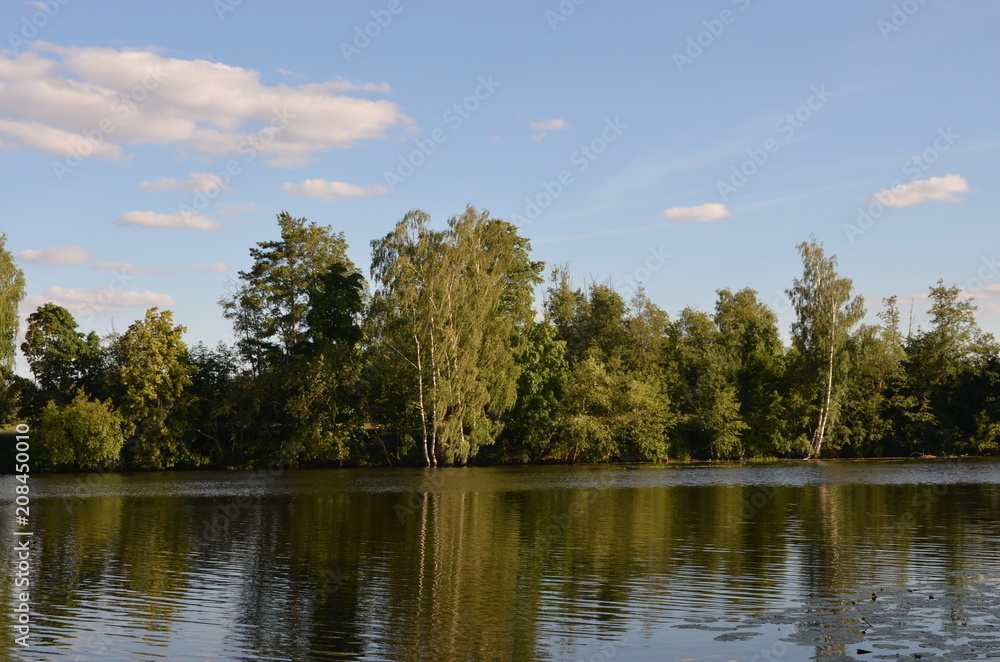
(10, 214, 1000, 472)
(36, 390, 127, 471)
(786, 238, 865, 456)
(370, 206, 543, 466)
(118, 308, 197, 469)
(0, 235, 26, 422)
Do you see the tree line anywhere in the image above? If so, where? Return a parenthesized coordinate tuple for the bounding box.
(1, 207, 998, 471)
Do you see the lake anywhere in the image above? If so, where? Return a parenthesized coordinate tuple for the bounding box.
(3, 459, 1000, 661)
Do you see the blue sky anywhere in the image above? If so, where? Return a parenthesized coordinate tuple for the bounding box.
(3, 0, 999, 374)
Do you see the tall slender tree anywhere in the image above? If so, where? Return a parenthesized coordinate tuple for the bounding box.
(786, 238, 865, 457)
(0, 235, 26, 422)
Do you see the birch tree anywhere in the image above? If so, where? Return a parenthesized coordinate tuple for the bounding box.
(0, 234, 25, 380)
(0, 235, 25, 422)
(369, 206, 543, 466)
(786, 238, 864, 457)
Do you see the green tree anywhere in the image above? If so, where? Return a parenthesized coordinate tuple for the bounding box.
(836, 297, 911, 456)
(0, 234, 26, 422)
(903, 282, 998, 454)
(118, 308, 198, 469)
(369, 206, 543, 466)
(544, 264, 588, 361)
(21, 303, 101, 403)
(714, 288, 789, 456)
(625, 286, 670, 373)
(285, 261, 367, 465)
(664, 307, 746, 459)
(786, 238, 865, 457)
(221, 211, 353, 372)
(544, 276, 673, 462)
(36, 390, 127, 471)
(555, 354, 672, 462)
(500, 321, 569, 462)
(221, 212, 366, 466)
(186, 341, 238, 465)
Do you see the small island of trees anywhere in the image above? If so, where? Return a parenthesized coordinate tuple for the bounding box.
(2, 206, 998, 472)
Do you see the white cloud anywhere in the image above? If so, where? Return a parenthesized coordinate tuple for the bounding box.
(0, 46, 411, 168)
(116, 210, 220, 231)
(530, 118, 567, 140)
(92, 261, 152, 275)
(530, 118, 567, 131)
(662, 203, 732, 222)
(20, 286, 175, 316)
(139, 171, 233, 193)
(0, 118, 123, 159)
(194, 262, 230, 273)
(872, 174, 970, 208)
(19, 245, 93, 264)
(281, 178, 390, 201)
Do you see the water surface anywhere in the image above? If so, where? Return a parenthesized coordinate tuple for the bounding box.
(4, 459, 1000, 661)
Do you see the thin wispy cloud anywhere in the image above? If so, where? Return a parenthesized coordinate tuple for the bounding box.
(116, 210, 220, 231)
(93, 261, 152, 275)
(872, 174, 970, 208)
(217, 202, 258, 217)
(194, 263, 230, 273)
(662, 203, 732, 222)
(281, 179, 389, 201)
(19, 245, 93, 264)
(139, 172, 233, 193)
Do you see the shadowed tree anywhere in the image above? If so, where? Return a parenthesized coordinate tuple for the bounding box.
(21, 303, 101, 404)
(714, 288, 789, 457)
